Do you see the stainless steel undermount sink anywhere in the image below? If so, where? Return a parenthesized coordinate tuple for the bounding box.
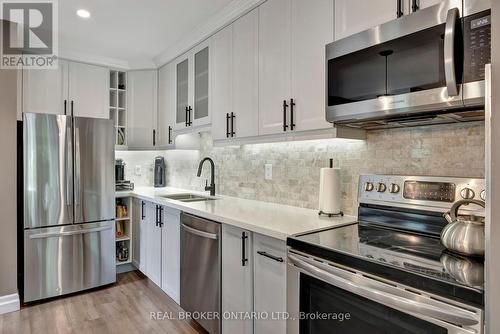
(161, 193, 217, 203)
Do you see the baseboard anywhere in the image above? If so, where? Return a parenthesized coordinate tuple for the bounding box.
(0, 293, 20, 315)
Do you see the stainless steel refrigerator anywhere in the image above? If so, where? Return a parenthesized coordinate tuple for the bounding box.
(22, 112, 116, 303)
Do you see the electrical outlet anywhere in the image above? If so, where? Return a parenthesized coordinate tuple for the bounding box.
(135, 165, 142, 176)
(265, 164, 273, 180)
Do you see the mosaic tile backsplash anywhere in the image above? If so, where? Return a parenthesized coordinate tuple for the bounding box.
(116, 122, 485, 215)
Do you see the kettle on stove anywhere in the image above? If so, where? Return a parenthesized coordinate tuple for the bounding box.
(441, 199, 486, 257)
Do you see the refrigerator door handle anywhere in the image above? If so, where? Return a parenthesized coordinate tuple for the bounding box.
(74, 125, 81, 206)
(65, 117, 73, 207)
(29, 225, 113, 239)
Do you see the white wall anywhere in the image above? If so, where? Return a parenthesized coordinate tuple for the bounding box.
(0, 21, 20, 312)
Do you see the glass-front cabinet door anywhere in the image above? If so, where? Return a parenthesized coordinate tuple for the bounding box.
(192, 42, 211, 127)
(173, 40, 211, 130)
(175, 58, 189, 129)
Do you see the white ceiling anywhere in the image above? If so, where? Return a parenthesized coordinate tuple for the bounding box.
(59, 0, 233, 68)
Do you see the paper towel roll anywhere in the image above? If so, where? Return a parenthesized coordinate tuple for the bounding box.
(319, 167, 342, 215)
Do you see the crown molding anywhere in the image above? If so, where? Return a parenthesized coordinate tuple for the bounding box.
(153, 0, 265, 68)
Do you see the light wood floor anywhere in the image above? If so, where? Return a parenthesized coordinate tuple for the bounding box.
(0, 271, 207, 334)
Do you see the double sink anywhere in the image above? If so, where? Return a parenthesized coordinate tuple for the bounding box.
(161, 193, 217, 203)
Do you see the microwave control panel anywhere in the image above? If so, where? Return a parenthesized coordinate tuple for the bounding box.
(464, 10, 491, 82)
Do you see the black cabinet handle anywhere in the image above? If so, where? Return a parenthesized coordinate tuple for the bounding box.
(64, 100, 67, 115)
(153, 129, 156, 146)
(411, 0, 419, 12)
(290, 99, 295, 131)
(141, 201, 145, 220)
(283, 100, 289, 132)
(397, 0, 404, 17)
(226, 113, 230, 138)
(188, 106, 193, 126)
(257, 251, 284, 263)
(241, 232, 248, 266)
(158, 206, 163, 227)
(155, 205, 159, 227)
(185, 107, 188, 127)
(230, 112, 235, 137)
(70, 101, 74, 117)
(168, 126, 172, 144)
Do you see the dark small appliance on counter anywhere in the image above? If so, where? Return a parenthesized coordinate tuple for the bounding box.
(115, 159, 134, 191)
(154, 157, 166, 188)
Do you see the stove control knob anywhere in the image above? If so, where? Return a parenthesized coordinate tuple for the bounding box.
(389, 183, 400, 194)
(480, 190, 486, 201)
(460, 188, 475, 200)
(377, 183, 387, 193)
(364, 182, 374, 192)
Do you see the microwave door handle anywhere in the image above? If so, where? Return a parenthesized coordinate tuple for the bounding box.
(288, 254, 478, 327)
(444, 7, 459, 97)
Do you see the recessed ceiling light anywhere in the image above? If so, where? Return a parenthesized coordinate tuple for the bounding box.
(76, 9, 90, 19)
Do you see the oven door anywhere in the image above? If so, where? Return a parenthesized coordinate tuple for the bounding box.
(326, 0, 464, 124)
(287, 252, 483, 334)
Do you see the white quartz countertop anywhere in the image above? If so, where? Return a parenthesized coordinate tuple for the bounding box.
(116, 187, 356, 241)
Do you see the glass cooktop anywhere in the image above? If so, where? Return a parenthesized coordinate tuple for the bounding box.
(288, 222, 484, 306)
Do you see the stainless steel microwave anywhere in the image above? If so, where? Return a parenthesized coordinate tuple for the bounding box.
(326, 0, 491, 129)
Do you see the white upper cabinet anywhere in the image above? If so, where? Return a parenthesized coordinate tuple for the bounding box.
(211, 25, 233, 141)
(68, 61, 109, 119)
(259, 0, 292, 136)
(259, 0, 335, 136)
(212, 8, 260, 141)
(291, 0, 334, 131)
(192, 42, 211, 127)
(158, 63, 176, 147)
(23, 60, 69, 115)
(173, 40, 211, 130)
(23, 60, 108, 119)
(232, 8, 260, 139)
(127, 70, 158, 149)
(334, 0, 408, 41)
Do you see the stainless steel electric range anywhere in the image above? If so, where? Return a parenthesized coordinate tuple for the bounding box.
(287, 174, 485, 334)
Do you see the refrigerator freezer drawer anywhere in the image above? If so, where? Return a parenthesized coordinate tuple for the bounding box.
(23, 221, 116, 302)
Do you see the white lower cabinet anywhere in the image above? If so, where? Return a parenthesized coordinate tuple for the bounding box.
(161, 207, 181, 304)
(132, 199, 147, 273)
(222, 228, 287, 334)
(222, 225, 253, 334)
(145, 202, 162, 287)
(253, 233, 287, 334)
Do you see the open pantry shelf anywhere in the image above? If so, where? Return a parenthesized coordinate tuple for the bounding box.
(110, 70, 127, 147)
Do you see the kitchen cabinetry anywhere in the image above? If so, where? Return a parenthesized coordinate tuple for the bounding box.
(161, 207, 181, 304)
(259, 0, 333, 136)
(127, 70, 158, 149)
(254, 233, 287, 334)
(132, 199, 147, 273)
(221, 225, 253, 334)
(173, 40, 211, 130)
(23, 60, 109, 118)
(145, 202, 162, 287)
(68, 61, 109, 119)
(334, 0, 410, 41)
(158, 63, 176, 147)
(22, 60, 69, 115)
(414, 0, 443, 11)
(212, 9, 259, 141)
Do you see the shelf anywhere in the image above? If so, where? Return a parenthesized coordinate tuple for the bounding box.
(116, 235, 130, 242)
(116, 259, 132, 266)
(116, 217, 129, 221)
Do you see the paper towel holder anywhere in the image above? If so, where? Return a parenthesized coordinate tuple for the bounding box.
(318, 159, 344, 217)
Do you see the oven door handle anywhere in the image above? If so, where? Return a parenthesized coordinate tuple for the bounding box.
(288, 254, 478, 327)
(444, 7, 460, 97)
